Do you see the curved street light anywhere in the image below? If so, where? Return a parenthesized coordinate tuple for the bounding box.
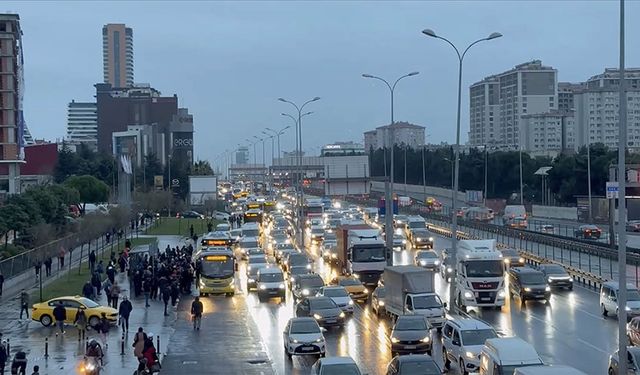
(422, 28, 502, 312)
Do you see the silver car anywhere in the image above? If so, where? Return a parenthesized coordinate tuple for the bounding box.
(414, 250, 440, 270)
(317, 286, 354, 314)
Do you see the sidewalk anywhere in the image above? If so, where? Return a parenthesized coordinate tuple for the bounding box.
(0, 235, 182, 375)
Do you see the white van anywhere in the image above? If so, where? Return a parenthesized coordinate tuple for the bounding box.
(479, 337, 543, 375)
(503, 205, 527, 228)
(600, 281, 640, 319)
(513, 365, 588, 375)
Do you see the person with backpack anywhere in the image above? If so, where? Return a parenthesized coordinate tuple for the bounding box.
(10, 350, 26, 375)
(132, 327, 147, 359)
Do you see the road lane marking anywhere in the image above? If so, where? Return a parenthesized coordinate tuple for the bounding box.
(577, 338, 609, 355)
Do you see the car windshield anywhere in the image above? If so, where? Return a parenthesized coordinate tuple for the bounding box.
(412, 295, 442, 309)
(399, 360, 440, 374)
(259, 272, 283, 282)
(519, 272, 546, 284)
(310, 298, 336, 310)
(289, 255, 310, 266)
(241, 240, 259, 248)
(375, 287, 386, 298)
(248, 257, 267, 265)
(542, 265, 566, 274)
(395, 318, 428, 330)
(247, 248, 264, 255)
(290, 320, 320, 334)
(465, 260, 504, 278)
(417, 252, 437, 259)
(340, 279, 361, 286)
(413, 230, 429, 237)
(311, 228, 324, 234)
(273, 235, 287, 241)
(628, 290, 640, 301)
(502, 250, 518, 257)
(352, 246, 386, 262)
(325, 233, 337, 241)
(289, 267, 309, 276)
(300, 277, 324, 288)
(79, 298, 100, 308)
(461, 329, 498, 346)
(321, 364, 361, 375)
(323, 288, 349, 297)
(408, 221, 425, 229)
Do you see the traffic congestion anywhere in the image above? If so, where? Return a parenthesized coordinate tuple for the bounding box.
(185, 180, 639, 375)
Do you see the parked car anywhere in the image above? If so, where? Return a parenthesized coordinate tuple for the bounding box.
(32, 296, 117, 328)
(212, 211, 230, 221)
(628, 221, 640, 232)
(574, 224, 602, 240)
(180, 210, 205, 219)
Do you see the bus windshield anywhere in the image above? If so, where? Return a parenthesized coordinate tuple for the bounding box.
(201, 257, 234, 278)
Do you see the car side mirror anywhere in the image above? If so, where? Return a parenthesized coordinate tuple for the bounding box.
(443, 302, 448, 309)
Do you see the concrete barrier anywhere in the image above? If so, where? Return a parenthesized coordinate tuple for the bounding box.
(531, 205, 578, 220)
(370, 181, 466, 205)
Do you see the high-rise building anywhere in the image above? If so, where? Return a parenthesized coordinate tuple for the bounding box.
(521, 110, 575, 157)
(102, 23, 133, 88)
(573, 68, 640, 151)
(66, 101, 98, 150)
(236, 146, 249, 164)
(469, 60, 557, 148)
(558, 82, 585, 113)
(362, 122, 425, 150)
(0, 14, 25, 194)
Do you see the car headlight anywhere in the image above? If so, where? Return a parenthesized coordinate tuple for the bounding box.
(626, 306, 632, 312)
(421, 336, 430, 343)
(279, 284, 285, 289)
(86, 363, 96, 371)
(548, 277, 553, 282)
(347, 300, 354, 306)
(498, 289, 506, 298)
(420, 260, 427, 266)
(524, 287, 532, 292)
(504, 258, 510, 264)
(363, 289, 368, 294)
(331, 254, 337, 259)
(306, 264, 312, 270)
(247, 278, 255, 283)
(429, 237, 434, 242)
(353, 274, 359, 279)
(519, 258, 525, 264)
(464, 291, 473, 299)
(378, 300, 385, 306)
(545, 286, 551, 292)
(291, 338, 299, 343)
(315, 338, 323, 343)
(391, 337, 399, 343)
(290, 277, 295, 282)
(434, 260, 440, 266)
(247, 265, 252, 271)
(447, 267, 453, 273)
(466, 351, 475, 359)
(417, 237, 422, 241)
(339, 312, 346, 318)
(313, 313, 322, 320)
(302, 289, 310, 296)
(259, 284, 267, 290)
(402, 239, 407, 244)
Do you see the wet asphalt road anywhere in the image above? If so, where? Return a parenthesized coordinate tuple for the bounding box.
(237, 233, 617, 375)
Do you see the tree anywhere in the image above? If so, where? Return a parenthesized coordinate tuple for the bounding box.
(0, 204, 30, 248)
(192, 160, 214, 176)
(64, 175, 110, 213)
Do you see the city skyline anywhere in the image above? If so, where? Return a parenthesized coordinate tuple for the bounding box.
(4, 1, 640, 162)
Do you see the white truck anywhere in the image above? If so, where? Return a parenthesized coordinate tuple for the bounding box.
(382, 265, 446, 329)
(455, 239, 506, 310)
(336, 223, 387, 286)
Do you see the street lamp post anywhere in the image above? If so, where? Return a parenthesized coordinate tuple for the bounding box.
(484, 145, 488, 206)
(422, 28, 502, 311)
(362, 71, 419, 259)
(266, 125, 291, 166)
(279, 97, 321, 248)
(519, 146, 524, 204)
(587, 141, 593, 222)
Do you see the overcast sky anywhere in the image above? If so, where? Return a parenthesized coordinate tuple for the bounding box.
(5, 1, 639, 164)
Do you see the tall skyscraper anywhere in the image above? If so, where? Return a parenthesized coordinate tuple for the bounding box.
(469, 60, 557, 148)
(102, 23, 133, 88)
(66, 100, 98, 150)
(0, 14, 25, 194)
(236, 146, 249, 164)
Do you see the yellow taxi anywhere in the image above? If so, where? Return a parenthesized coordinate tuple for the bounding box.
(32, 296, 118, 327)
(332, 276, 369, 302)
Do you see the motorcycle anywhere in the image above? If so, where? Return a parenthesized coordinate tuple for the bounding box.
(80, 356, 102, 375)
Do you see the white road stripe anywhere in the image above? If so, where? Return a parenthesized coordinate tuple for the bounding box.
(577, 338, 609, 355)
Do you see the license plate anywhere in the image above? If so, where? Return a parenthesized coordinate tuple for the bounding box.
(326, 319, 336, 323)
(301, 347, 314, 351)
(480, 297, 491, 301)
(404, 345, 416, 349)
(268, 291, 278, 295)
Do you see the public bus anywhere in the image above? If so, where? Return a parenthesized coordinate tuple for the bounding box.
(197, 248, 237, 297)
(244, 209, 263, 224)
(198, 231, 233, 254)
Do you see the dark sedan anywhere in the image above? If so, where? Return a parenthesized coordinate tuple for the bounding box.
(295, 296, 346, 328)
(179, 210, 204, 219)
(390, 315, 432, 356)
(386, 354, 442, 375)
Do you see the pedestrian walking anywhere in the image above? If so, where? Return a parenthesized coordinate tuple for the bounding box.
(0, 333, 7, 375)
(10, 350, 26, 375)
(0, 273, 4, 297)
(191, 296, 203, 330)
(58, 248, 65, 269)
(132, 327, 147, 359)
(89, 250, 96, 274)
(96, 260, 104, 275)
(142, 334, 160, 373)
(98, 313, 110, 348)
(33, 262, 41, 284)
(82, 281, 94, 300)
(19, 290, 29, 319)
(103, 279, 113, 307)
(170, 281, 179, 307)
(119, 296, 132, 332)
(44, 258, 52, 277)
(91, 272, 102, 297)
(143, 278, 151, 308)
(161, 285, 170, 316)
(106, 265, 116, 285)
(30, 365, 39, 375)
(53, 301, 66, 334)
(110, 282, 121, 309)
(73, 306, 87, 341)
